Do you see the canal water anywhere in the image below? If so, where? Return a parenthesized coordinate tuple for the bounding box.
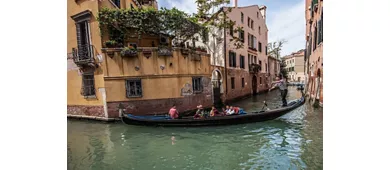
(68, 87, 323, 170)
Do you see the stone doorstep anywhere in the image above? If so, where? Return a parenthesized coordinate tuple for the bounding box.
(67, 114, 120, 122)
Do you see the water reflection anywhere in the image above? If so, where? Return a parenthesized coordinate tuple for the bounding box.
(68, 87, 323, 170)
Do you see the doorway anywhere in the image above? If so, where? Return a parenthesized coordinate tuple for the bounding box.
(212, 70, 223, 107)
(252, 75, 257, 95)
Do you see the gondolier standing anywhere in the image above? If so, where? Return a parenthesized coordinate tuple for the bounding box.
(269, 75, 288, 107)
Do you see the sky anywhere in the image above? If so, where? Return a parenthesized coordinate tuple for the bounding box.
(158, 0, 305, 57)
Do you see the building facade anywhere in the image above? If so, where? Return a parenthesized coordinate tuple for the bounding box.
(67, 0, 212, 119)
(282, 50, 305, 83)
(305, 0, 323, 105)
(267, 55, 281, 85)
(202, 2, 270, 105)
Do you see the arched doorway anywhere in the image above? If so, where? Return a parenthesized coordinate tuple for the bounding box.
(252, 75, 257, 94)
(212, 69, 223, 107)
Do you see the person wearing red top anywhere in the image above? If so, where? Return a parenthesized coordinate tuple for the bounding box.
(169, 105, 179, 119)
(233, 106, 240, 114)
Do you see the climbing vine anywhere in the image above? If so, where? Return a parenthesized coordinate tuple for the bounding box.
(97, 7, 205, 47)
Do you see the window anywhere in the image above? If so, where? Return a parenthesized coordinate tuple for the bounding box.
(241, 78, 245, 88)
(82, 73, 96, 97)
(229, 51, 237, 67)
(292, 67, 295, 71)
(229, 24, 234, 36)
(259, 60, 262, 71)
(254, 56, 257, 64)
(247, 55, 250, 68)
(257, 12, 259, 18)
(247, 17, 250, 27)
(265, 45, 268, 55)
(192, 77, 202, 93)
(231, 77, 235, 89)
(259, 26, 261, 35)
(126, 79, 142, 97)
(71, 11, 93, 61)
(239, 55, 245, 69)
(113, 0, 121, 8)
(241, 12, 244, 23)
(251, 20, 254, 29)
(313, 24, 317, 51)
(260, 77, 262, 84)
(239, 30, 245, 42)
(266, 63, 268, 72)
(248, 34, 250, 46)
(248, 34, 256, 50)
(258, 42, 262, 52)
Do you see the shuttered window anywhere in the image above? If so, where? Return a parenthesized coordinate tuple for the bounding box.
(241, 78, 245, 88)
(126, 79, 142, 97)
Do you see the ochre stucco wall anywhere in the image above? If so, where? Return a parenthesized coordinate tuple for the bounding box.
(102, 48, 211, 102)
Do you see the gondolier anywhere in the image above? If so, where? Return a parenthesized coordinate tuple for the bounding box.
(269, 75, 288, 107)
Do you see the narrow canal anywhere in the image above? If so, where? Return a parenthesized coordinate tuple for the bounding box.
(68, 87, 323, 170)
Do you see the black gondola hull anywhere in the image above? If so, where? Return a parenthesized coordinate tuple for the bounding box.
(121, 96, 305, 127)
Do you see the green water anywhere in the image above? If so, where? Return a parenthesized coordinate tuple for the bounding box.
(68, 87, 323, 170)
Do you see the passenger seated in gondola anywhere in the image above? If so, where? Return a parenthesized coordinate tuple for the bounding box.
(210, 106, 223, 117)
(169, 104, 179, 119)
(194, 105, 203, 119)
(226, 106, 235, 115)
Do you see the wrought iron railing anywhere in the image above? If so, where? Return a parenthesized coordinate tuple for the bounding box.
(72, 44, 94, 65)
(249, 64, 261, 73)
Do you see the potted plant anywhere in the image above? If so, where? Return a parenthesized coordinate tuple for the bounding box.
(120, 46, 138, 57)
(104, 40, 117, 48)
(104, 40, 123, 48)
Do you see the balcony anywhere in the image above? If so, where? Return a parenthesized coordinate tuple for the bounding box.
(72, 44, 94, 66)
(249, 64, 261, 74)
(248, 47, 257, 52)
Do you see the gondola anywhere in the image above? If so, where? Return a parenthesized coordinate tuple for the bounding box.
(120, 92, 305, 127)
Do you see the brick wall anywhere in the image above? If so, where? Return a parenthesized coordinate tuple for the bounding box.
(67, 105, 105, 117)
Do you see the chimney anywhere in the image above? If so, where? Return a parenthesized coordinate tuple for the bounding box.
(234, 0, 238, 8)
(259, 5, 267, 22)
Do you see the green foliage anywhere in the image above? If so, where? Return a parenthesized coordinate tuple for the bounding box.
(268, 39, 287, 59)
(195, 0, 243, 49)
(268, 40, 288, 79)
(97, 7, 204, 47)
(120, 46, 137, 57)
